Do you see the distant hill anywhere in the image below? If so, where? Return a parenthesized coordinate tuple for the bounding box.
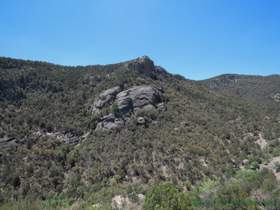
(199, 74, 280, 116)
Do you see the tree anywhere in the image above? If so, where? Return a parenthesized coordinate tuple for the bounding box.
(142, 183, 194, 210)
(275, 162, 280, 172)
(111, 102, 118, 112)
(11, 173, 21, 188)
(212, 180, 249, 210)
(46, 123, 53, 132)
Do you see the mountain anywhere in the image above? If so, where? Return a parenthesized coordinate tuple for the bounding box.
(0, 56, 280, 209)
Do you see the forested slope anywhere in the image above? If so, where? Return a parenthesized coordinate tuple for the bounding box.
(0, 56, 280, 209)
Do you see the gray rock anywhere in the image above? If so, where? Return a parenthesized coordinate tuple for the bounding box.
(94, 85, 164, 131)
(155, 66, 169, 78)
(157, 102, 166, 110)
(123, 56, 184, 81)
(0, 137, 19, 149)
(82, 132, 90, 139)
(82, 75, 103, 87)
(96, 113, 124, 131)
(174, 128, 181, 132)
(116, 94, 132, 111)
(173, 74, 185, 80)
(90, 86, 122, 113)
(116, 86, 162, 115)
(47, 132, 85, 146)
(180, 121, 189, 126)
(249, 166, 256, 170)
(124, 56, 156, 79)
(137, 117, 146, 125)
(242, 159, 249, 165)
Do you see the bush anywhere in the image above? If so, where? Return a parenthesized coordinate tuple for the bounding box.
(275, 162, 280, 172)
(251, 162, 260, 169)
(11, 173, 20, 188)
(46, 123, 53, 132)
(128, 193, 139, 203)
(142, 183, 194, 209)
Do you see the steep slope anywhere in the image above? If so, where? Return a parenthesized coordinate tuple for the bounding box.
(0, 56, 280, 209)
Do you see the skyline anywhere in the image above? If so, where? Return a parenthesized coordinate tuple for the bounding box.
(1, 0, 279, 80)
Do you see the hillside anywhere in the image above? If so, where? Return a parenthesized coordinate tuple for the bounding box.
(0, 56, 280, 209)
(199, 74, 280, 117)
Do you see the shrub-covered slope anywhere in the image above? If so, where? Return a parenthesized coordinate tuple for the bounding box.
(199, 74, 280, 117)
(0, 56, 280, 209)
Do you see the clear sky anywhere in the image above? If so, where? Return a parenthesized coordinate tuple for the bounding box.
(0, 0, 279, 80)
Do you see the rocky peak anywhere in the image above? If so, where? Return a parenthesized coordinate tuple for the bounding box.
(124, 56, 156, 79)
(124, 56, 184, 81)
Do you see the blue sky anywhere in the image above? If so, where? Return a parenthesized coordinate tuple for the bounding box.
(0, 0, 279, 80)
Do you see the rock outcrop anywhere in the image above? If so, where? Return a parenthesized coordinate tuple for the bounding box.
(180, 121, 189, 126)
(91, 85, 164, 131)
(174, 128, 181, 132)
(95, 113, 124, 131)
(82, 74, 103, 87)
(116, 86, 162, 115)
(137, 117, 146, 125)
(46, 131, 89, 146)
(124, 56, 156, 79)
(123, 56, 184, 81)
(242, 159, 249, 165)
(0, 137, 20, 149)
(90, 86, 122, 113)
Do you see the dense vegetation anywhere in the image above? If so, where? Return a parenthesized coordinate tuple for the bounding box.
(0, 56, 280, 209)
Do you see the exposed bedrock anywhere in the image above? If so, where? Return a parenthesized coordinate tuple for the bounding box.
(91, 85, 164, 131)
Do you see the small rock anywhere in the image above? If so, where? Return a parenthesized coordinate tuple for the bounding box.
(157, 102, 166, 110)
(137, 117, 146, 125)
(174, 128, 180, 132)
(242, 159, 249, 165)
(249, 166, 256, 170)
(180, 121, 189, 126)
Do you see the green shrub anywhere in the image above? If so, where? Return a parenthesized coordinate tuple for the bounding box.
(251, 162, 260, 169)
(142, 183, 194, 210)
(11, 173, 20, 188)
